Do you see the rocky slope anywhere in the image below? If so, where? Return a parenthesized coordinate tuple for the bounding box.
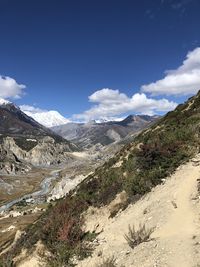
(0, 101, 77, 174)
(0, 145, 31, 175)
(52, 115, 158, 149)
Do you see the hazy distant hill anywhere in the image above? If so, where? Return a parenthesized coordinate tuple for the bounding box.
(52, 115, 158, 148)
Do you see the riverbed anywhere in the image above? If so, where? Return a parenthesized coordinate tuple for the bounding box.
(0, 169, 60, 213)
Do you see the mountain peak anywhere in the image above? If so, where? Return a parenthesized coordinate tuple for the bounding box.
(20, 108, 70, 128)
(0, 98, 11, 105)
(117, 114, 157, 127)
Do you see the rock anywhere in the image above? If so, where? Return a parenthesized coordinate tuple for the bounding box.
(97, 250, 102, 257)
(1, 225, 16, 233)
(171, 200, 177, 209)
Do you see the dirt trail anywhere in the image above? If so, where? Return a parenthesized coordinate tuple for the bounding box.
(152, 162, 199, 267)
(79, 158, 200, 267)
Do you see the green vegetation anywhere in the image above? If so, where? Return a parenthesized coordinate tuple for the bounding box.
(3, 92, 200, 265)
(15, 198, 28, 207)
(0, 258, 13, 267)
(14, 137, 38, 151)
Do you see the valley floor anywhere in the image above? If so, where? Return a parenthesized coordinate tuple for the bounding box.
(78, 157, 200, 267)
(0, 149, 108, 258)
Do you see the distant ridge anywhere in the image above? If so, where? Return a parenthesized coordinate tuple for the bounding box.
(52, 115, 159, 148)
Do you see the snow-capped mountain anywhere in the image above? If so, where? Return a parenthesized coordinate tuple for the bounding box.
(0, 98, 11, 105)
(1, 100, 70, 127)
(95, 117, 125, 123)
(20, 106, 70, 127)
(0, 100, 77, 174)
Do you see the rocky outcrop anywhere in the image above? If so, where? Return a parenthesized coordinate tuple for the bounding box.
(0, 145, 31, 174)
(0, 136, 75, 174)
(47, 174, 86, 201)
(0, 100, 78, 174)
(3, 137, 73, 166)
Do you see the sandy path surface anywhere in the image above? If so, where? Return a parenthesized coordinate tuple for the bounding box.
(152, 162, 199, 267)
(78, 158, 200, 267)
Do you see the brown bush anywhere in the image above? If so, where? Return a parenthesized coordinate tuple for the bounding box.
(57, 218, 75, 242)
(124, 223, 154, 249)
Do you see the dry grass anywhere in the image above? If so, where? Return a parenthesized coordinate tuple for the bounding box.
(96, 256, 117, 267)
(124, 223, 154, 249)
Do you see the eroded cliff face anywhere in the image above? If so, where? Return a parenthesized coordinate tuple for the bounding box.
(0, 145, 31, 174)
(0, 136, 74, 174)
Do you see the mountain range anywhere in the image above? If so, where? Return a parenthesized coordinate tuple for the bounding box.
(0, 99, 158, 174)
(52, 115, 159, 149)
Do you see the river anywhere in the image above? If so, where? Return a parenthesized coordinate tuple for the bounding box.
(0, 169, 60, 213)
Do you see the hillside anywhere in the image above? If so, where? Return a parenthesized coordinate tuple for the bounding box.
(52, 115, 158, 149)
(2, 91, 200, 266)
(78, 157, 200, 267)
(0, 101, 77, 174)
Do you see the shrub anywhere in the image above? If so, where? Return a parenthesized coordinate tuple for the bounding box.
(124, 223, 154, 249)
(96, 256, 117, 267)
(0, 257, 13, 267)
(14, 137, 37, 151)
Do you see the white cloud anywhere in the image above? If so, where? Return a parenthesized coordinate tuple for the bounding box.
(141, 47, 200, 96)
(74, 88, 177, 121)
(20, 105, 45, 113)
(20, 105, 70, 127)
(0, 75, 26, 99)
(89, 88, 127, 104)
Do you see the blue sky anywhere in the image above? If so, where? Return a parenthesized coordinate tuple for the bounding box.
(0, 0, 200, 121)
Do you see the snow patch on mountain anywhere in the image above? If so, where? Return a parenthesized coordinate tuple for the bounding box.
(95, 117, 125, 123)
(0, 98, 11, 105)
(24, 110, 70, 128)
(20, 105, 70, 127)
